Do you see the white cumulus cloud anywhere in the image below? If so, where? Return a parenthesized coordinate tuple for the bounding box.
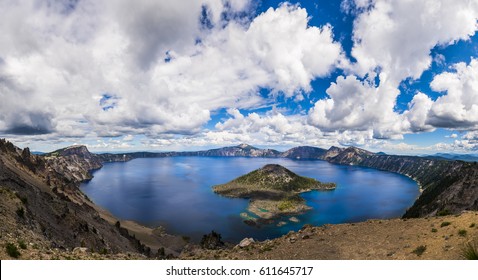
(0, 1, 343, 139)
(427, 59, 478, 129)
(351, 0, 478, 82)
(308, 0, 478, 142)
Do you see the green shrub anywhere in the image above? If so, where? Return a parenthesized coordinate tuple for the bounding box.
(461, 242, 478, 260)
(458, 229, 467, 237)
(278, 199, 294, 211)
(18, 240, 27, 249)
(437, 209, 451, 216)
(470, 223, 476, 228)
(157, 247, 165, 259)
(431, 228, 438, 233)
(16, 207, 25, 218)
(412, 245, 427, 256)
(259, 243, 274, 253)
(15, 193, 28, 204)
(6, 243, 21, 258)
(278, 197, 301, 211)
(440, 221, 451, 227)
(200, 231, 224, 250)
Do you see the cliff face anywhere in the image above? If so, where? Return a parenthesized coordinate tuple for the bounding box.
(280, 146, 327, 159)
(190, 144, 281, 157)
(325, 147, 478, 218)
(44, 145, 103, 183)
(325, 147, 375, 163)
(97, 153, 134, 162)
(0, 139, 145, 255)
(321, 146, 344, 160)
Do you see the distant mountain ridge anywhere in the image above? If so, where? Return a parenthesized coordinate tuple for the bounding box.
(424, 153, 478, 162)
(39, 142, 478, 219)
(280, 146, 327, 159)
(189, 143, 281, 157)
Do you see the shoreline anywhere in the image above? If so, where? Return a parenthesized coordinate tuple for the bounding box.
(84, 197, 187, 256)
(87, 157, 421, 237)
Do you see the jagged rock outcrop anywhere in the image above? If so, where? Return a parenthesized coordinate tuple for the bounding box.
(43, 145, 102, 183)
(321, 146, 344, 160)
(326, 146, 375, 164)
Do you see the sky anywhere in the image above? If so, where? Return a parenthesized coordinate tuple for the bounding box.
(1, 0, 478, 154)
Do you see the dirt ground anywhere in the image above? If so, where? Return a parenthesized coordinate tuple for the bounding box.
(181, 211, 478, 260)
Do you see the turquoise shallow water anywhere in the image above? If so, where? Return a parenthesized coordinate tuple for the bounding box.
(80, 157, 420, 243)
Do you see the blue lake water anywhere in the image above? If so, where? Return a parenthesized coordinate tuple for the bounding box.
(80, 157, 420, 243)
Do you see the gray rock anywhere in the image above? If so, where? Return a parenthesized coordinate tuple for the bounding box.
(73, 247, 89, 254)
(277, 221, 287, 227)
(300, 234, 310, 240)
(239, 238, 255, 248)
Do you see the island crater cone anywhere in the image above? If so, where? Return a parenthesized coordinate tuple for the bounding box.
(213, 164, 335, 223)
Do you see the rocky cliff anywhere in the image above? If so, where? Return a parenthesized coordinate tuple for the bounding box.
(280, 146, 327, 159)
(0, 139, 150, 258)
(43, 145, 103, 183)
(324, 147, 478, 218)
(187, 144, 281, 157)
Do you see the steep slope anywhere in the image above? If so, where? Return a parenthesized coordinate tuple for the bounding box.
(43, 145, 103, 183)
(280, 146, 327, 159)
(319, 146, 344, 160)
(0, 139, 145, 257)
(326, 147, 478, 217)
(326, 146, 375, 164)
(191, 144, 281, 157)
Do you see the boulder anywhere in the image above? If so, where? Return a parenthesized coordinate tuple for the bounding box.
(239, 238, 254, 248)
(73, 247, 89, 254)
